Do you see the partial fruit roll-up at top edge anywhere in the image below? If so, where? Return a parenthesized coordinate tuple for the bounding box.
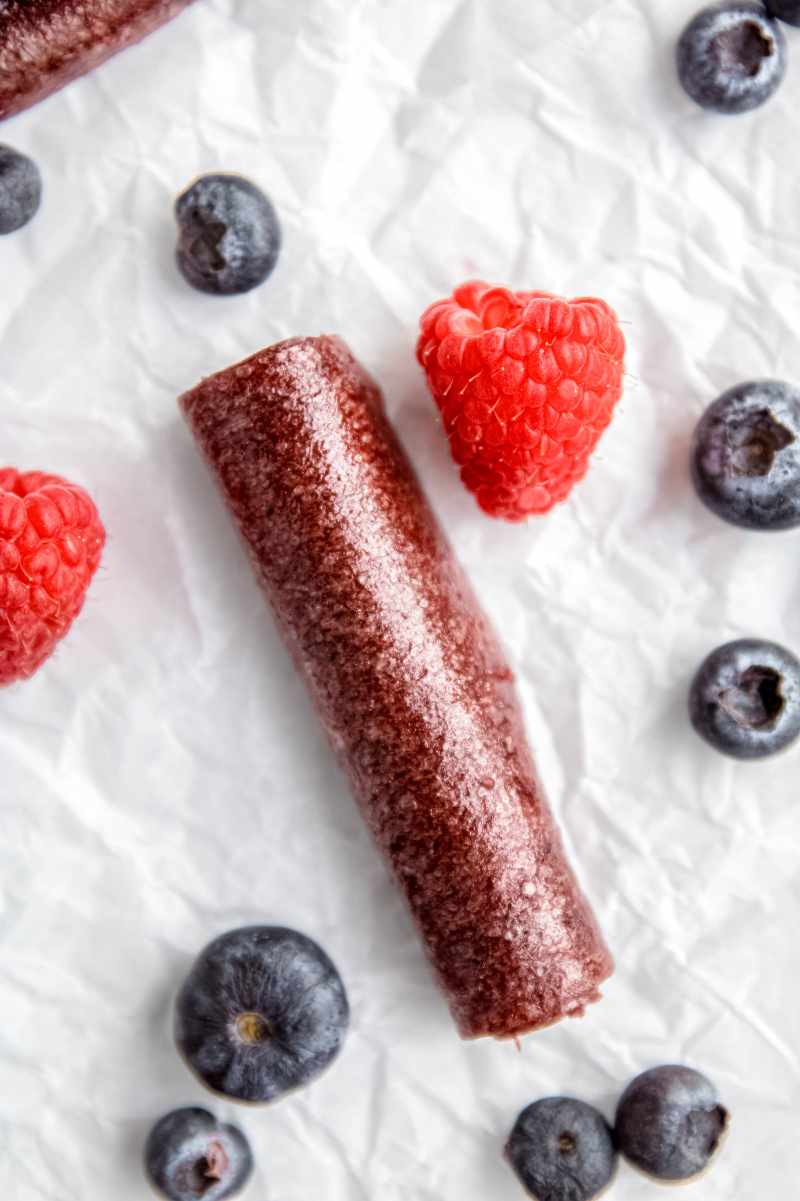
(0, 0, 196, 121)
(179, 336, 613, 1040)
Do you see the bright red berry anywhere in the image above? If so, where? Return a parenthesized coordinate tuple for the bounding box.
(0, 468, 105, 685)
(417, 281, 626, 521)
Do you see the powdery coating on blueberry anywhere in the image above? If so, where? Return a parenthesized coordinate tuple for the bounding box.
(766, 0, 800, 25)
(676, 3, 786, 114)
(144, 1107, 253, 1201)
(175, 174, 281, 296)
(615, 1065, 730, 1183)
(0, 145, 41, 234)
(175, 926, 349, 1103)
(179, 336, 613, 1040)
(506, 1097, 618, 1201)
(689, 638, 800, 760)
(692, 380, 800, 530)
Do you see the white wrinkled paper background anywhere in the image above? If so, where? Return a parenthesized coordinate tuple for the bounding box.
(2, 0, 799, 1196)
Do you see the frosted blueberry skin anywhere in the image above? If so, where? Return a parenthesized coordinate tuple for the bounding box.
(0, 146, 41, 235)
(691, 380, 800, 530)
(766, 0, 800, 25)
(144, 1107, 253, 1201)
(689, 638, 800, 760)
(175, 926, 349, 1104)
(175, 174, 281, 296)
(615, 1066, 730, 1183)
(506, 1097, 618, 1201)
(677, 3, 786, 114)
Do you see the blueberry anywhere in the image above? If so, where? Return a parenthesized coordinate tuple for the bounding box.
(175, 174, 281, 296)
(144, 1107, 253, 1201)
(677, 3, 786, 114)
(691, 380, 800, 530)
(175, 926, 349, 1104)
(505, 1097, 618, 1201)
(0, 145, 42, 235)
(689, 638, 800, 760)
(766, 0, 800, 25)
(615, 1066, 729, 1183)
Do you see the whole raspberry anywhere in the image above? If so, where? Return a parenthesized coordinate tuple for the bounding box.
(417, 281, 626, 520)
(0, 468, 105, 686)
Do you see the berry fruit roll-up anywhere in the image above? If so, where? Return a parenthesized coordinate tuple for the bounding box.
(179, 335, 613, 1039)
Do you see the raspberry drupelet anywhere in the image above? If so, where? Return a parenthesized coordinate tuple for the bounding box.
(180, 336, 613, 1039)
(417, 281, 626, 520)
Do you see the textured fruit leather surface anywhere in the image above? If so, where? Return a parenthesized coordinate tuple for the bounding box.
(0, 0, 195, 120)
(180, 336, 613, 1040)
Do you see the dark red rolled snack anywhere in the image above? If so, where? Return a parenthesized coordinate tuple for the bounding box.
(179, 336, 613, 1040)
(0, 0, 195, 121)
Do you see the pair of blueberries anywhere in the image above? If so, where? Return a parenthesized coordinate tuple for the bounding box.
(689, 383, 800, 759)
(507, 1066, 729, 1201)
(146, 926, 349, 1200)
(0, 143, 280, 297)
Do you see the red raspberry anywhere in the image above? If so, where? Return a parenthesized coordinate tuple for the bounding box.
(417, 280, 626, 520)
(0, 468, 105, 685)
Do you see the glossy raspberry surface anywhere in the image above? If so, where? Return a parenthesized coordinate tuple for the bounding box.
(0, 0, 195, 121)
(0, 468, 105, 685)
(180, 336, 612, 1039)
(417, 281, 626, 520)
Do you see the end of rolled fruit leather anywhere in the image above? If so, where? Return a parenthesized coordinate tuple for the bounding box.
(0, 0, 197, 121)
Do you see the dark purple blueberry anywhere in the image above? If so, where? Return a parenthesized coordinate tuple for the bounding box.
(677, 3, 786, 114)
(175, 174, 281, 296)
(505, 1097, 618, 1201)
(0, 145, 42, 235)
(766, 0, 800, 25)
(691, 380, 800, 530)
(615, 1066, 730, 1183)
(175, 926, 349, 1104)
(144, 1107, 253, 1201)
(689, 638, 800, 760)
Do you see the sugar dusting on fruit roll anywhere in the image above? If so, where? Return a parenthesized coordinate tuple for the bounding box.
(179, 336, 613, 1039)
(0, 0, 196, 121)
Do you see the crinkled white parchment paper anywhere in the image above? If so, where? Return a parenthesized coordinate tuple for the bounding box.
(2, 0, 799, 1196)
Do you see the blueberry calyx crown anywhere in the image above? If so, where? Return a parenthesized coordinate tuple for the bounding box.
(728, 408, 794, 477)
(718, 664, 783, 730)
(233, 1012, 272, 1044)
(180, 1141, 228, 1196)
(713, 19, 775, 78)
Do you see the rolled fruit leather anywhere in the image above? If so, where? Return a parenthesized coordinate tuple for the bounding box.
(179, 336, 613, 1039)
(0, 0, 196, 121)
